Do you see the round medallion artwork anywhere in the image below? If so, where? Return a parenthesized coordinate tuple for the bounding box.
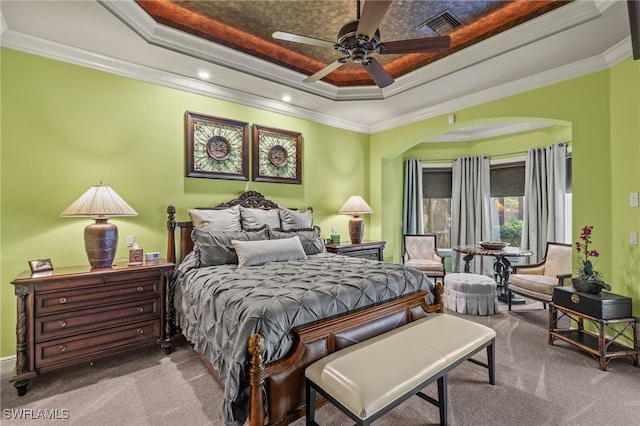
(268, 145, 288, 167)
(207, 135, 232, 161)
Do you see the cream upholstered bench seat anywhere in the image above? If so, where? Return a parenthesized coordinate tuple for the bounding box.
(444, 273, 499, 315)
(305, 313, 496, 426)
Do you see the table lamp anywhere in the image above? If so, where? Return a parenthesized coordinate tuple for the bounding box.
(61, 183, 138, 268)
(338, 195, 373, 244)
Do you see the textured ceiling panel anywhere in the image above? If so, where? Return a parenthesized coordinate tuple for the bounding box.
(136, 0, 571, 86)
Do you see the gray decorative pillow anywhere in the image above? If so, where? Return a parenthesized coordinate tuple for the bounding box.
(268, 227, 324, 255)
(278, 205, 313, 230)
(191, 225, 268, 266)
(239, 207, 281, 230)
(232, 236, 307, 267)
(188, 205, 241, 231)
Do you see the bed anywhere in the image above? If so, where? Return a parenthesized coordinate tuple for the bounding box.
(166, 191, 444, 426)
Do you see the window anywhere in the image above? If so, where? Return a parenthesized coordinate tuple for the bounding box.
(490, 162, 525, 246)
(422, 156, 572, 248)
(422, 168, 452, 248)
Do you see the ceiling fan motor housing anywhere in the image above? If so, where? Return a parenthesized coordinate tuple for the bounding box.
(337, 20, 380, 62)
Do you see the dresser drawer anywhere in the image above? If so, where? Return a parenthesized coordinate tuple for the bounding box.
(347, 249, 380, 260)
(35, 298, 160, 342)
(35, 320, 160, 369)
(35, 279, 160, 316)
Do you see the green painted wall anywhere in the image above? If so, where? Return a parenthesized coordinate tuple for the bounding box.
(610, 58, 640, 304)
(2, 47, 638, 358)
(0, 48, 370, 357)
(370, 59, 640, 319)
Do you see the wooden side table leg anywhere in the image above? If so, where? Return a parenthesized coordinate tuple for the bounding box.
(634, 318, 639, 367)
(161, 270, 173, 355)
(598, 320, 607, 371)
(13, 285, 31, 396)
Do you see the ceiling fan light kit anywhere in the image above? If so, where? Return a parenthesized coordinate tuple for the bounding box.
(272, 0, 451, 89)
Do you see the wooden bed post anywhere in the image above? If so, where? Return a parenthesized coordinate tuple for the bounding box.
(248, 334, 266, 426)
(167, 205, 176, 264)
(434, 282, 445, 313)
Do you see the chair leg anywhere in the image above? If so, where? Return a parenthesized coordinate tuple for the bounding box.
(508, 289, 512, 311)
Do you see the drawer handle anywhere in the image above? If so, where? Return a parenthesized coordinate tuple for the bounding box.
(137, 328, 144, 335)
(58, 320, 67, 328)
(59, 297, 67, 304)
(59, 345, 66, 352)
(137, 286, 144, 292)
(137, 307, 144, 313)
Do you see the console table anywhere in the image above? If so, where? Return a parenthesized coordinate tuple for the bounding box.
(549, 287, 639, 371)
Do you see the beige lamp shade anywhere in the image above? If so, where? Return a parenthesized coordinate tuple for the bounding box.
(60, 184, 138, 217)
(338, 195, 373, 244)
(61, 184, 137, 268)
(338, 195, 373, 215)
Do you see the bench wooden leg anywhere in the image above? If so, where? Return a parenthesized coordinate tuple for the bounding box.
(438, 374, 448, 426)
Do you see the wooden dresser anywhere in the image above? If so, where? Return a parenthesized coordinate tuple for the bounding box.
(325, 240, 386, 261)
(9, 260, 174, 396)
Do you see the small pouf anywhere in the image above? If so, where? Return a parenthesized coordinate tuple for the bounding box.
(444, 273, 499, 315)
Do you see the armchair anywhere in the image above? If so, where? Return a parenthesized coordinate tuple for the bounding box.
(507, 242, 572, 311)
(402, 234, 445, 283)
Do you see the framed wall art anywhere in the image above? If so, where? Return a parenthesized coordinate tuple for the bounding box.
(185, 111, 249, 180)
(252, 125, 302, 184)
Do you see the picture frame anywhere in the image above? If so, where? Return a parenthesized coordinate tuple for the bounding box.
(29, 258, 53, 273)
(252, 124, 302, 184)
(185, 111, 249, 180)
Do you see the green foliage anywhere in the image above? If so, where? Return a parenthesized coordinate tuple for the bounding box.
(500, 219, 522, 246)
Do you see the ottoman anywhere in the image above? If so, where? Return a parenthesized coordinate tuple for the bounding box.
(444, 273, 498, 315)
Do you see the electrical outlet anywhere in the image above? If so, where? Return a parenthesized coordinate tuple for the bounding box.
(631, 232, 638, 246)
(630, 192, 639, 208)
(126, 235, 135, 247)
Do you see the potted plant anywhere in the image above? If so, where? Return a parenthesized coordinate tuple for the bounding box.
(572, 225, 611, 294)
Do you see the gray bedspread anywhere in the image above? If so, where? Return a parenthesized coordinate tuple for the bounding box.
(172, 252, 434, 425)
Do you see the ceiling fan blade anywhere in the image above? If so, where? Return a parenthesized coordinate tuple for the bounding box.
(356, 0, 392, 39)
(304, 59, 345, 83)
(378, 36, 452, 54)
(273, 31, 336, 49)
(363, 58, 394, 88)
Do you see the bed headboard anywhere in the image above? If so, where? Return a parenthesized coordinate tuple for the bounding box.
(166, 191, 306, 264)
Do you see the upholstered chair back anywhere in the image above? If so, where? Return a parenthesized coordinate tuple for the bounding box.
(404, 235, 438, 261)
(542, 243, 572, 278)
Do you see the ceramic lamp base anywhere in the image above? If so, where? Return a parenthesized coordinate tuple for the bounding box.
(348, 215, 364, 244)
(84, 218, 117, 268)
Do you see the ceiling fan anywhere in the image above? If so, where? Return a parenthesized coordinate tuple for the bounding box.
(272, 0, 452, 88)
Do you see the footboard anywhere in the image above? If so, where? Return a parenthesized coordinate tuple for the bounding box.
(248, 286, 444, 426)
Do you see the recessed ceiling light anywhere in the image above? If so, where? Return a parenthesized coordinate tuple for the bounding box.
(198, 71, 210, 80)
(282, 95, 291, 102)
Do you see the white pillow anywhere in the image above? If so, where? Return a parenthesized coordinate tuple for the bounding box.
(188, 205, 241, 230)
(239, 206, 281, 229)
(278, 205, 313, 230)
(232, 236, 307, 267)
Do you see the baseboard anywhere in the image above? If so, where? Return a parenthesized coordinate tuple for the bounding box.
(0, 355, 16, 376)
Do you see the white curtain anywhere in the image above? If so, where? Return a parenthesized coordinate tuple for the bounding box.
(451, 156, 492, 274)
(521, 143, 567, 261)
(403, 158, 424, 235)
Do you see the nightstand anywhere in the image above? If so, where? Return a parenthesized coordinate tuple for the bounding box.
(9, 260, 175, 396)
(325, 240, 386, 261)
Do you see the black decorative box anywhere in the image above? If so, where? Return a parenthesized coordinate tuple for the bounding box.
(553, 286, 632, 320)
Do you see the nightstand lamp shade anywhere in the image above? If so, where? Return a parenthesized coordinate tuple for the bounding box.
(338, 195, 373, 244)
(61, 184, 138, 268)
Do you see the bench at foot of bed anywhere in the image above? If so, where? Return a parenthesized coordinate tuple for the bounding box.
(305, 313, 496, 425)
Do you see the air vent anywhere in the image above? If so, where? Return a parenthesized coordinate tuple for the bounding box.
(417, 10, 463, 36)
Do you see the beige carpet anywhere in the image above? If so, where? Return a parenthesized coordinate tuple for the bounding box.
(2, 301, 639, 425)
